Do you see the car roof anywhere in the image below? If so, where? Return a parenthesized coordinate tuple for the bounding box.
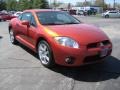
(0, 12, 8, 15)
(24, 9, 60, 13)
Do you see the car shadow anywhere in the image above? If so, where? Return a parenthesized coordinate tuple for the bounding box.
(18, 43, 38, 58)
(0, 36, 3, 39)
(18, 43, 120, 82)
(51, 56, 120, 82)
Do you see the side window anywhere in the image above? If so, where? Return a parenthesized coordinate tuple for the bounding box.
(21, 12, 32, 22)
(110, 12, 117, 13)
(30, 16, 36, 27)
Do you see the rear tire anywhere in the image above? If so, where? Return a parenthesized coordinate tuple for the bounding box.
(9, 29, 18, 44)
(105, 15, 109, 18)
(0, 19, 3, 22)
(38, 40, 55, 68)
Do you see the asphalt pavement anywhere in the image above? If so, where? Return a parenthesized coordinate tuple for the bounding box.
(0, 16, 120, 90)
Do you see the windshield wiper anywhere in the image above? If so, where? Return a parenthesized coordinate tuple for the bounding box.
(43, 23, 64, 25)
(43, 23, 56, 25)
(64, 22, 80, 24)
(43, 22, 80, 25)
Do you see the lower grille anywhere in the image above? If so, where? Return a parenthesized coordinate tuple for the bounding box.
(83, 55, 103, 63)
(87, 40, 111, 49)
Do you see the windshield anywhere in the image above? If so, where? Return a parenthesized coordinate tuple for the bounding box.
(36, 11, 80, 25)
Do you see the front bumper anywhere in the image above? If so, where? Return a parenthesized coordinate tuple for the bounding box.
(52, 42, 112, 66)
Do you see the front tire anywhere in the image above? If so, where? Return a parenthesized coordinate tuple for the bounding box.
(38, 40, 55, 68)
(105, 15, 109, 18)
(9, 29, 18, 44)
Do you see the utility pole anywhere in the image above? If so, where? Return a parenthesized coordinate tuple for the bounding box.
(114, 0, 116, 9)
(53, 0, 56, 9)
(85, 0, 87, 6)
(103, 0, 105, 10)
(49, 0, 51, 8)
(103, 0, 104, 6)
(91, 0, 94, 5)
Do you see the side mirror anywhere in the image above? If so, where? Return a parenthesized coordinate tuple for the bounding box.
(21, 20, 30, 27)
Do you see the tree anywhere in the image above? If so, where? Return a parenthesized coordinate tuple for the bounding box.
(5, 0, 49, 11)
(50, 2, 63, 8)
(6, 0, 17, 11)
(18, 0, 49, 10)
(115, 3, 120, 9)
(83, 1, 92, 6)
(75, 2, 84, 7)
(0, 0, 6, 10)
(19, 0, 31, 10)
(32, 0, 42, 8)
(95, 0, 103, 6)
(39, 0, 49, 8)
(94, 0, 108, 9)
(32, 0, 48, 9)
(75, 1, 92, 7)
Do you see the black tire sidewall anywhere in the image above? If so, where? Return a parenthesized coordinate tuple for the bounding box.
(105, 15, 109, 18)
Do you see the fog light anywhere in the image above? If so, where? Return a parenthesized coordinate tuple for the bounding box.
(65, 57, 75, 64)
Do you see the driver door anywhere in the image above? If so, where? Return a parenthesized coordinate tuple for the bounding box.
(27, 15, 37, 48)
(16, 12, 32, 43)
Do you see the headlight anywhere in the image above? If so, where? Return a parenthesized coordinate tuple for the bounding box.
(54, 37, 79, 48)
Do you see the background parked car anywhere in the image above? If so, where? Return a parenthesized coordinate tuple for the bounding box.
(0, 12, 16, 21)
(13, 11, 23, 17)
(102, 10, 120, 18)
(69, 10, 76, 15)
(76, 10, 84, 15)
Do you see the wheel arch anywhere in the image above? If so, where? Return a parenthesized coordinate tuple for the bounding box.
(105, 14, 109, 18)
(36, 36, 56, 67)
(36, 36, 51, 53)
(8, 24, 12, 33)
(8, 23, 12, 32)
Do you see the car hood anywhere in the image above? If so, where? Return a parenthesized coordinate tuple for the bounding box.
(45, 24, 109, 45)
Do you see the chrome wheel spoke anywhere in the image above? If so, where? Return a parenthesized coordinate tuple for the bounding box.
(44, 51, 49, 55)
(39, 44, 47, 51)
(45, 56, 49, 62)
(43, 56, 48, 63)
(10, 30, 14, 43)
(39, 43, 50, 65)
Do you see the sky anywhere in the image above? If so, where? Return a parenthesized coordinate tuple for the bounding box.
(48, 0, 120, 5)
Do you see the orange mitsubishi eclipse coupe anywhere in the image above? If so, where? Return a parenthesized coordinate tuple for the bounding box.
(9, 9, 112, 67)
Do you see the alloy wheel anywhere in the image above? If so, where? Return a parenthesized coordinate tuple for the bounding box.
(9, 30, 14, 43)
(38, 43, 50, 65)
(38, 40, 55, 67)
